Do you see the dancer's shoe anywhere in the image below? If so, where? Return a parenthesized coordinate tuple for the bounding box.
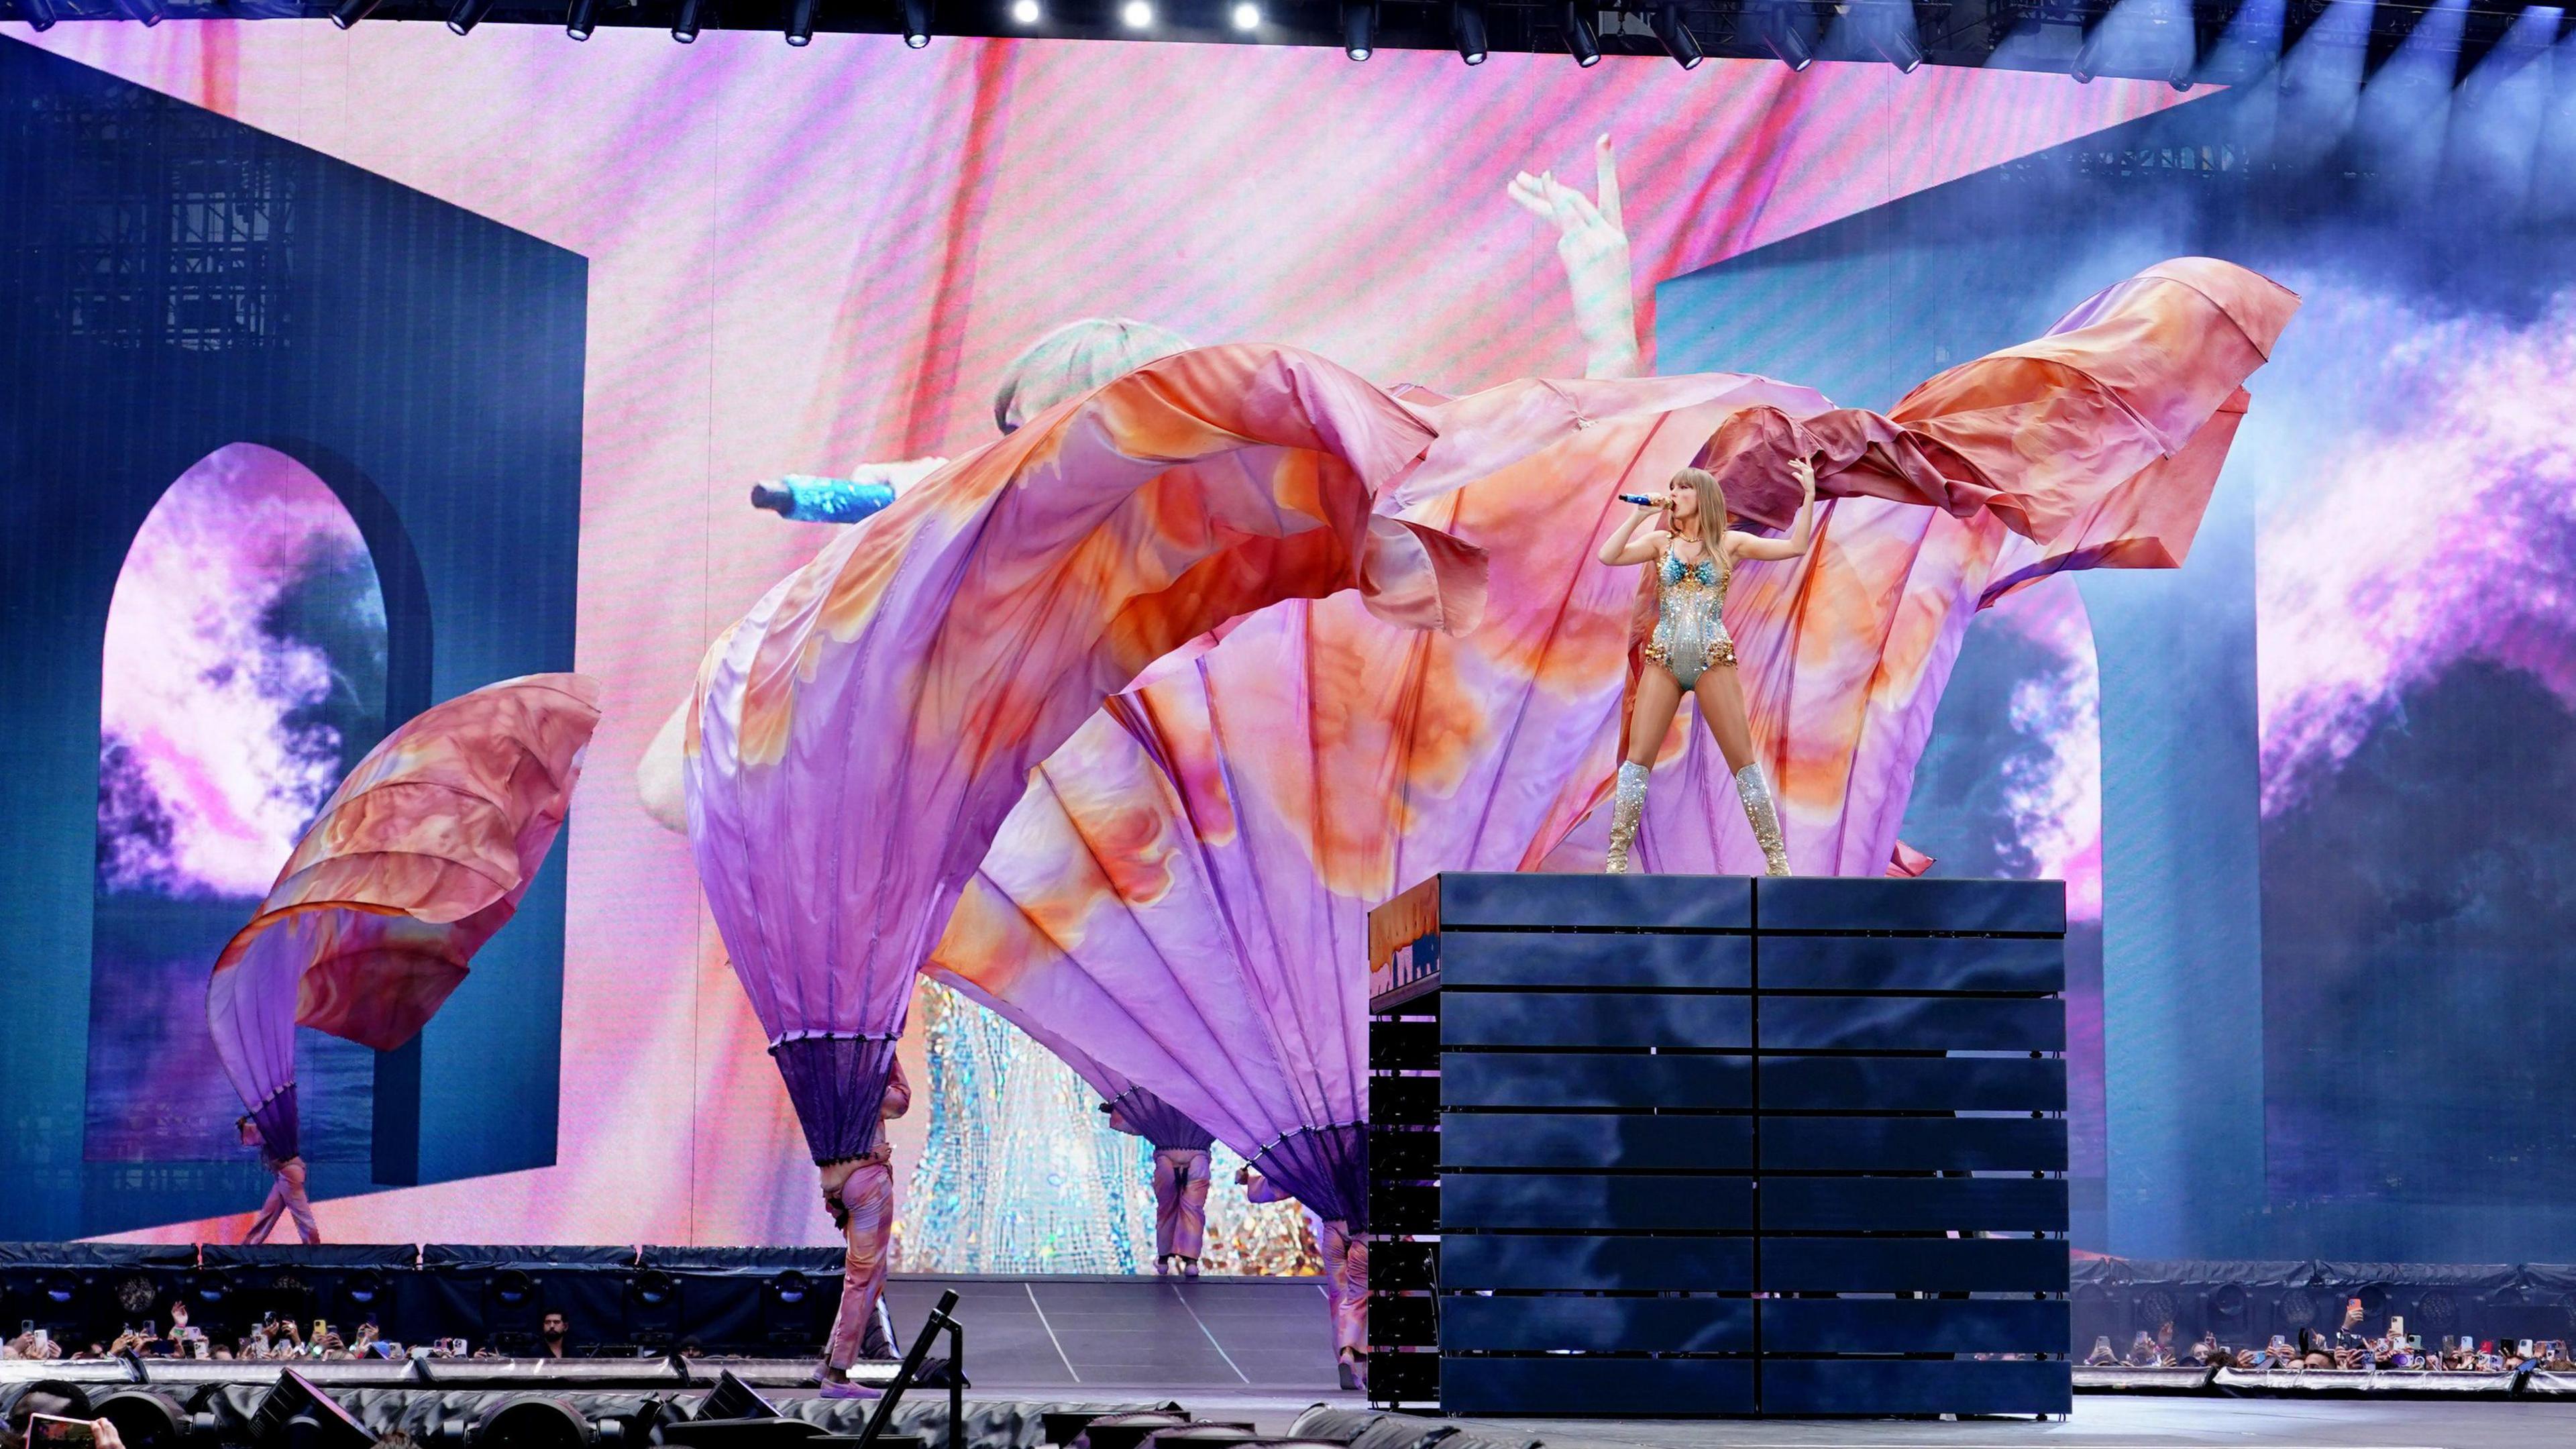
(1604, 761, 1650, 874)
(1733, 761, 1790, 877)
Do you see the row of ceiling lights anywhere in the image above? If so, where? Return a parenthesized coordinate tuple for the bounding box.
(11, 0, 1845, 69)
(284, 0, 1824, 69)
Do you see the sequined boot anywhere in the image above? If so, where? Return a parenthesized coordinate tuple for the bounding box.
(1604, 761, 1650, 874)
(1733, 761, 1790, 877)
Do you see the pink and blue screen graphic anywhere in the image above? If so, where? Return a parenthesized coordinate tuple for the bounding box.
(7, 19, 2576, 1260)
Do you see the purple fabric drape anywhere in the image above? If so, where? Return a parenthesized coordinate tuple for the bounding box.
(685, 345, 1484, 1178)
(771, 1035, 904, 1165)
(1109, 1085, 1216, 1154)
(248, 1085, 299, 1165)
(1249, 1123, 1367, 1230)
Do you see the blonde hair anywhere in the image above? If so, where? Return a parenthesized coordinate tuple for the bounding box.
(991, 317, 1195, 434)
(1669, 467, 1729, 572)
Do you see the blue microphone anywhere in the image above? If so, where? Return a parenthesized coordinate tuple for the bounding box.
(1618, 492, 1659, 507)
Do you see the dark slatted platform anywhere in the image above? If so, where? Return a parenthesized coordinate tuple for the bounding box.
(1366, 873, 2072, 1418)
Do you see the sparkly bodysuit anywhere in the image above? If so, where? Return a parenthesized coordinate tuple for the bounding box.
(1642, 540, 1734, 689)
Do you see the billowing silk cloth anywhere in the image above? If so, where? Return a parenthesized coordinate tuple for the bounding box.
(207, 674, 601, 1162)
(932, 260, 2296, 1193)
(685, 345, 1487, 1167)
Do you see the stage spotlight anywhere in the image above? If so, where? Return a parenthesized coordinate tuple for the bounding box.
(1009, 0, 1037, 20)
(1754, 0, 1813, 69)
(328, 0, 380, 28)
(1119, 0, 1150, 25)
(1564, 0, 1600, 65)
(671, 0, 704, 40)
(567, 0, 599, 40)
(1868, 4, 1921, 72)
(474, 1397, 590, 1449)
(1649, 3, 1701, 66)
(19, 0, 57, 29)
(900, 0, 930, 46)
(1453, 0, 1487, 64)
(250, 1371, 371, 1449)
(2070, 28, 2103, 81)
(1340, 0, 1374, 57)
(1230, 1, 1257, 28)
(447, 0, 496, 35)
(94, 1391, 205, 1449)
(784, 0, 816, 44)
(115, 0, 163, 24)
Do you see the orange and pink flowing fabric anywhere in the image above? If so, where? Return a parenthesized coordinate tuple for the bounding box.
(930, 260, 2296, 1223)
(206, 674, 601, 1162)
(684, 343, 1487, 1169)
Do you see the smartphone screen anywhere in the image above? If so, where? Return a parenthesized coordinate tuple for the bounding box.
(30, 1415, 95, 1449)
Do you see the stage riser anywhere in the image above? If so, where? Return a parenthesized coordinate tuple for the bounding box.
(1364, 872, 2074, 1418)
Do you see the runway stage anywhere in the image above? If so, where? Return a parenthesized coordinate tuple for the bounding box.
(1213, 1394, 2576, 1448)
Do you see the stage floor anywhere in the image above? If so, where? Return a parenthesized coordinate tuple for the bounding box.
(883, 1273, 1339, 1391)
(1138, 1391, 2576, 1448)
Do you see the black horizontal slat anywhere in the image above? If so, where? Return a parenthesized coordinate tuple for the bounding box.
(1371, 1240, 1437, 1291)
(1370, 1125, 1438, 1177)
(1443, 1112, 1752, 1171)
(1438, 930, 1750, 990)
(1442, 1051, 1751, 1110)
(1440, 1234, 1754, 1292)
(1760, 1236, 2069, 1293)
(1441, 1355, 1754, 1415)
(1369, 1293, 1437, 1346)
(1442, 1174, 1755, 1231)
(1754, 876, 2065, 934)
(1433, 871, 1753, 931)
(1759, 996, 2064, 1052)
(1367, 1348, 1438, 1400)
(1762, 1175, 2068, 1233)
(1445, 991, 1750, 1049)
(1370, 1180, 1439, 1234)
(1369, 1018, 1440, 1070)
(1372, 1073, 1440, 1124)
(1442, 1294, 1754, 1354)
(1757, 934, 2063, 994)
(1759, 1116, 2068, 1172)
(1761, 1298, 2069, 1355)
(1758, 1358, 2072, 1416)
(1760, 1055, 2064, 1112)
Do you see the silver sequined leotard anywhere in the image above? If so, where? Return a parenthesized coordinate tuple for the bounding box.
(1642, 540, 1735, 689)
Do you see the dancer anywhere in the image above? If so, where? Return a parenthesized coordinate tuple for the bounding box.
(235, 1116, 319, 1245)
(1240, 1167, 1366, 1390)
(1595, 460, 1817, 876)
(820, 1057, 912, 1394)
(1102, 1088, 1216, 1277)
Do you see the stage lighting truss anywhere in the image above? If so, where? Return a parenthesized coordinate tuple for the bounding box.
(15, 0, 2547, 87)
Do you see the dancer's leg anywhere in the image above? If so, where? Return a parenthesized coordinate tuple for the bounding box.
(281, 1162, 321, 1244)
(1607, 669, 1685, 873)
(243, 1177, 288, 1245)
(823, 1162, 898, 1371)
(1693, 666, 1788, 875)
(1168, 1150, 1210, 1266)
(1625, 668, 1685, 766)
(1688, 665, 1756, 773)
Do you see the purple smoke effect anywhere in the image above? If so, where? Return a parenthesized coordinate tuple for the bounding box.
(97, 444, 383, 899)
(2257, 285, 2576, 816)
(1981, 576, 2105, 921)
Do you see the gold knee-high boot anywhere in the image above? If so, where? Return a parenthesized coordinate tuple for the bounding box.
(1733, 761, 1790, 877)
(1604, 761, 1650, 874)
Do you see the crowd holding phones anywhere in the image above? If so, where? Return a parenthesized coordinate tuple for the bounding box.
(2086, 1303, 2576, 1373)
(0, 1303, 460, 1366)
